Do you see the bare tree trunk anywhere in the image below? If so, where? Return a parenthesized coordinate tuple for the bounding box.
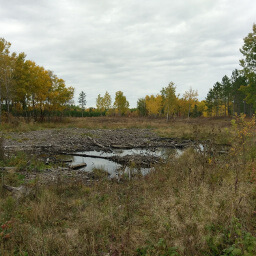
(166, 106, 169, 121)
(227, 94, 230, 116)
(5, 71, 9, 122)
(0, 76, 2, 124)
(7, 99, 10, 122)
(224, 99, 227, 117)
(0, 97, 1, 124)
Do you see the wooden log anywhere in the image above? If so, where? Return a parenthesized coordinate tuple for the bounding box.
(70, 163, 87, 170)
(58, 159, 73, 163)
(62, 152, 111, 160)
(111, 144, 133, 149)
(45, 158, 73, 164)
(87, 136, 112, 152)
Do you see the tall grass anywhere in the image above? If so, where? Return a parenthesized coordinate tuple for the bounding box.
(0, 136, 4, 161)
(1, 147, 256, 255)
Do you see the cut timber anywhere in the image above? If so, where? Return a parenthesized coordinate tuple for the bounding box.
(87, 136, 112, 152)
(111, 144, 133, 149)
(58, 159, 73, 163)
(64, 152, 109, 159)
(70, 163, 87, 170)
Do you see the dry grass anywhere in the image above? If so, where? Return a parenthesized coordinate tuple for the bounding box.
(1, 150, 256, 255)
(0, 137, 4, 161)
(0, 116, 256, 255)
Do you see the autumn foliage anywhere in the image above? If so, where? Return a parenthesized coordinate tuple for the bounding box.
(137, 82, 203, 118)
(0, 38, 74, 122)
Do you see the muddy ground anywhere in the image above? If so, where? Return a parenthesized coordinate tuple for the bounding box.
(1, 128, 192, 185)
(3, 128, 191, 153)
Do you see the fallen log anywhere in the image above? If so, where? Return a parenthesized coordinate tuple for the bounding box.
(70, 163, 87, 170)
(151, 137, 177, 142)
(174, 143, 191, 149)
(58, 159, 73, 163)
(3, 184, 32, 200)
(111, 144, 133, 149)
(87, 136, 112, 152)
(62, 152, 108, 159)
(217, 150, 228, 154)
(45, 158, 73, 164)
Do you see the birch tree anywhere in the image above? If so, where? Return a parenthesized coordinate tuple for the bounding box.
(161, 82, 177, 120)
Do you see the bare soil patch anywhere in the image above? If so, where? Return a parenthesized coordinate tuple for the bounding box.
(3, 127, 191, 153)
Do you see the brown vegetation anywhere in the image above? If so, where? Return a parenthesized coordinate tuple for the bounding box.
(0, 116, 256, 255)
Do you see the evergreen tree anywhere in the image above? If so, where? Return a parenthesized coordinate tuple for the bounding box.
(137, 98, 147, 116)
(240, 24, 256, 115)
(78, 91, 86, 117)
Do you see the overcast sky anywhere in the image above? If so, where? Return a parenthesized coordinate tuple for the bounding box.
(1, 0, 255, 107)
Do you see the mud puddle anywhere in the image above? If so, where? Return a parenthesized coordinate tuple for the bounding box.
(66, 147, 182, 178)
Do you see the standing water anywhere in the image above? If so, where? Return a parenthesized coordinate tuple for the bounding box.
(68, 147, 182, 177)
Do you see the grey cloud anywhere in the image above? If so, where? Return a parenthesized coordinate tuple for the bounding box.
(0, 0, 255, 107)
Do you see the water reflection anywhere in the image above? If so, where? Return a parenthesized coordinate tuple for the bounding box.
(69, 147, 182, 177)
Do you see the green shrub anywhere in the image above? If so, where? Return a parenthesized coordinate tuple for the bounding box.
(136, 238, 180, 256)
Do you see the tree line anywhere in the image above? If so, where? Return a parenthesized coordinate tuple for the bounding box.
(0, 38, 74, 123)
(136, 83, 202, 119)
(91, 24, 256, 118)
(205, 24, 256, 117)
(79, 90, 130, 117)
(136, 24, 256, 118)
(70, 86, 202, 118)
(1, 24, 255, 121)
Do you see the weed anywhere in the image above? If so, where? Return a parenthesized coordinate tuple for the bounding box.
(6, 152, 47, 172)
(205, 218, 256, 256)
(90, 168, 110, 179)
(230, 114, 256, 192)
(0, 137, 4, 161)
(136, 238, 180, 256)
(0, 219, 14, 242)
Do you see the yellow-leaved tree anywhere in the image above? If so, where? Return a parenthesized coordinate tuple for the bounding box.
(46, 71, 74, 119)
(0, 38, 15, 122)
(161, 82, 178, 120)
(96, 91, 112, 113)
(145, 94, 162, 117)
(113, 91, 129, 116)
(1, 37, 75, 122)
(183, 87, 198, 118)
